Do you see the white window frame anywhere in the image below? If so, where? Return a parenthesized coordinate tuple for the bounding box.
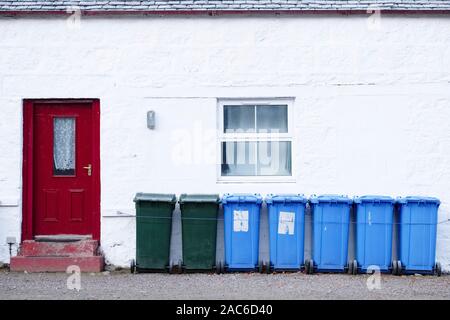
(217, 98, 296, 183)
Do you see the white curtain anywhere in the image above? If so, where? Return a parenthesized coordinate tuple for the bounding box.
(221, 141, 291, 176)
(257, 141, 291, 176)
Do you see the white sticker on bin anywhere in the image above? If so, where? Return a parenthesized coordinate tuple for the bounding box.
(278, 211, 295, 235)
(233, 210, 249, 232)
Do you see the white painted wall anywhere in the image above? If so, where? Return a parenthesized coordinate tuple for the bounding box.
(0, 15, 449, 270)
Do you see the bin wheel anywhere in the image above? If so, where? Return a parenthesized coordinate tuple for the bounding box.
(216, 262, 222, 275)
(397, 260, 402, 276)
(266, 262, 272, 274)
(221, 263, 225, 274)
(347, 261, 353, 275)
(178, 260, 183, 274)
(352, 260, 358, 275)
(304, 260, 310, 274)
(392, 261, 398, 276)
(308, 259, 314, 275)
(169, 262, 174, 274)
(435, 262, 442, 277)
(258, 260, 264, 273)
(130, 259, 136, 274)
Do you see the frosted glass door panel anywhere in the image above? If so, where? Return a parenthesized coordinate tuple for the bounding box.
(53, 117, 75, 176)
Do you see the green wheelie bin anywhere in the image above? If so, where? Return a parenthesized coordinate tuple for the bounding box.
(131, 193, 176, 273)
(179, 194, 221, 273)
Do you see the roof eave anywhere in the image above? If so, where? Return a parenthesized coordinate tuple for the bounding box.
(1, 9, 450, 17)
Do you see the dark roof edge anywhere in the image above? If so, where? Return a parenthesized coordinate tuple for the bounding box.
(1, 9, 450, 17)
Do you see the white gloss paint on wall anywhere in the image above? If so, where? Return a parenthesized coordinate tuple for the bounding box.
(0, 15, 449, 270)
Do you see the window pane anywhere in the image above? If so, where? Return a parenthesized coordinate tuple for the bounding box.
(221, 141, 256, 176)
(53, 118, 75, 176)
(224, 105, 255, 133)
(256, 105, 288, 133)
(257, 141, 291, 176)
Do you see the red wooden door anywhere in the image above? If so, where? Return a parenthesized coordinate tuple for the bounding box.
(33, 103, 95, 236)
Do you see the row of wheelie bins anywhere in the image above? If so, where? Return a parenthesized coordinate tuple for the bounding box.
(131, 193, 442, 276)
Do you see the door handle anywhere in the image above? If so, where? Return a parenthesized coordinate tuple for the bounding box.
(83, 164, 92, 176)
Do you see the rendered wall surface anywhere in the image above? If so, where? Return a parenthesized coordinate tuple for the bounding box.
(0, 15, 449, 270)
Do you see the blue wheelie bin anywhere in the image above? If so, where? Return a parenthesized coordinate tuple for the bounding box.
(354, 196, 395, 274)
(395, 196, 442, 276)
(266, 194, 307, 272)
(308, 195, 352, 274)
(222, 193, 262, 272)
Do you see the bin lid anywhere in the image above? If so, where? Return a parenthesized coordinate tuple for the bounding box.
(179, 194, 220, 204)
(266, 194, 307, 204)
(309, 194, 352, 204)
(133, 193, 177, 203)
(354, 195, 394, 204)
(222, 193, 262, 205)
(396, 196, 440, 205)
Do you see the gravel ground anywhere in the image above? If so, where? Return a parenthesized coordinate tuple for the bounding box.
(0, 269, 449, 300)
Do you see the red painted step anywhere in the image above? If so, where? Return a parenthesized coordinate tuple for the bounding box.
(10, 240, 104, 272)
(10, 256, 104, 273)
(20, 240, 99, 257)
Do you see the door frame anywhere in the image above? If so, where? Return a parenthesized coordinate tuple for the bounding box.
(22, 99, 101, 241)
